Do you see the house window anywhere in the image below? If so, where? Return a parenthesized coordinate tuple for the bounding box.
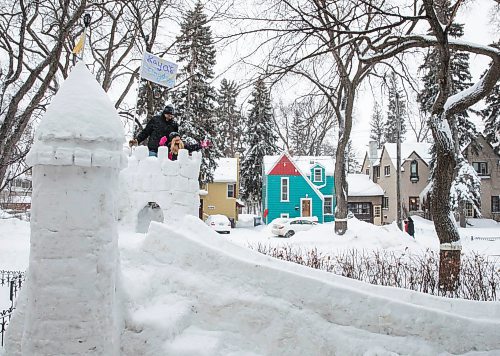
(280, 213, 289, 218)
(383, 197, 389, 209)
(324, 196, 333, 215)
(314, 168, 322, 182)
(472, 162, 488, 176)
(492, 196, 500, 213)
(465, 202, 474, 217)
(227, 183, 236, 198)
(374, 166, 380, 179)
(410, 160, 419, 181)
(281, 177, 289, 202)
(365, 168, 369, 175)
(384, 165, 390, 176)
(409, 197, 420, 211)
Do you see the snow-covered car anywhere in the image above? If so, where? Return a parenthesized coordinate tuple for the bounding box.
(205, 214, 231, 234)
(271, 217, 318, 238)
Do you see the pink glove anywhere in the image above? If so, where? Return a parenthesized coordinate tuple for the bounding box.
(159, 136, 167, 146)
(200, 139, 211, 148)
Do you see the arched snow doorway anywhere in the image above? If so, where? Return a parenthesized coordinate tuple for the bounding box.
(136, 202, 164, 233)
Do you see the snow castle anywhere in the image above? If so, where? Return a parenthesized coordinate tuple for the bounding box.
(5, 61, 203, 356)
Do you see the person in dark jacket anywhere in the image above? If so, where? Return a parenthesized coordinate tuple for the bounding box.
(160, 131, 211, 161)
(407, 216, 415, 238)
(129, 105, 178, 156)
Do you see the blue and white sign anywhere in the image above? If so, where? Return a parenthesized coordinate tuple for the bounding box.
(140, 52, 178, 88)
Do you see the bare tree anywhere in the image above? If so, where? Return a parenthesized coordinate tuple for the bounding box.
(0, 0, 87, 192)
(275, 95, 336, 156)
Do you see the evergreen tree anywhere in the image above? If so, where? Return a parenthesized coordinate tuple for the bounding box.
(289, 102, 308, 155)
(240, 78, 278, 208)
(384, 73, 407, 143)
(369, 102, 385, 148)
(480, 80, 500, 154)
(418, 22, 480, 224)
(450, 157, 482, 226)
(170, 0, 221, 183)
(216, 79, 245, 157)
(345, 140, 361, 173)
(417, 23, 478, 149)
(479, 42, 500, 154)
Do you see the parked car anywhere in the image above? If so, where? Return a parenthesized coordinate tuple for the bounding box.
(271, 217, 318, 238)
(205, 214, 231, 234)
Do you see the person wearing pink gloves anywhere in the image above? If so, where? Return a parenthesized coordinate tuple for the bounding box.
(159, 131, 211, 161)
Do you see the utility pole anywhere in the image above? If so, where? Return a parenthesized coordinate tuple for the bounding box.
(395, 81, 403, 231)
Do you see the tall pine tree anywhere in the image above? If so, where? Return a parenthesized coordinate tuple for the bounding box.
(171, 0, 221, 182)
(369, 102, 385, 148)
(479, 42, 500, 154)
(417, 23, 478, 149)
(240, 78, 278, 211)
(418, 22, 480, 226)
(384, 73, 407, 143)
(216, 79, 244, 157)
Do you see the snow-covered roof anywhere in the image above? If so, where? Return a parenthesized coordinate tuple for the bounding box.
(264, 155, 335, 176)
(27, 62, 127, 169)
(213, 158, 237, 182)
(348, 174, 384, 196)
(383, 143, 432, 168)
(35, 62, 124, 144)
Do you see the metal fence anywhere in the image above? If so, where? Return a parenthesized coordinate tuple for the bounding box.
(1, 270, 25, 347)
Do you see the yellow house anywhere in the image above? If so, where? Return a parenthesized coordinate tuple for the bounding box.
(200, 154, 241, 225)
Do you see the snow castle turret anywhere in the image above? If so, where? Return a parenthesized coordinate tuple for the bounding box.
(11, 62, 127, 355)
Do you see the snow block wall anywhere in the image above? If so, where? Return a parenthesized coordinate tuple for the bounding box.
(119, 145, 201, 230)
(5, 62, 126, 356)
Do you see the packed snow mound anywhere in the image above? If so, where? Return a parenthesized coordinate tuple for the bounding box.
(120, 216, 500, 355)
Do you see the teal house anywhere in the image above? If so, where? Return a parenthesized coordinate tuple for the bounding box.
(262, 153, 336, 224)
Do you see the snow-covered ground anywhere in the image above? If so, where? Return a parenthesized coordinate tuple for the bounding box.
(1, 214, 500, 355)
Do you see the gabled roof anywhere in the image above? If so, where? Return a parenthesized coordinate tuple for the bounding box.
(382, 143, 432, 168)
(264, 155, 335, 175)
(264, 153, 330, 201)
(268, 154, 301, 176)
(213, 158, 237, 182)
(347, 174, 384, 197)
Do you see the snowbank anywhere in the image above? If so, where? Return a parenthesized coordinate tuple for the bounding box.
(120, 216, 500, 355)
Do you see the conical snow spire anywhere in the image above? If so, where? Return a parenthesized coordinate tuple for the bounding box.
(27, 62, 126, 168)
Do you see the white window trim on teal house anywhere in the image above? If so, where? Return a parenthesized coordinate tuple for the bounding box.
(300, 197, 312, 217)
(324, 195, 334, 215)
(313, 168, 322, 182)
(281, 177, 289, 202)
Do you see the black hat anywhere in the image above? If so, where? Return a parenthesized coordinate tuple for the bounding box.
(168, 131, 180, 143)
(163, 105, 175, 115)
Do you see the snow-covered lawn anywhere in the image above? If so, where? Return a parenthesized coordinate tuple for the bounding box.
(228, 215, 500, 258)
(2, 215, 500, 355)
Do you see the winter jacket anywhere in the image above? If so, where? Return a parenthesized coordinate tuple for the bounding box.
(407, 217, 415, 237)
(136, 115, 179, 153)
(168, 143, 202, 161)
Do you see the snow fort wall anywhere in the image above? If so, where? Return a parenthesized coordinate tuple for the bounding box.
(119, 145, 202, 231)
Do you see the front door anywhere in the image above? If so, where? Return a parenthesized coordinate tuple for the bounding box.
(301, 199, 311, 217)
